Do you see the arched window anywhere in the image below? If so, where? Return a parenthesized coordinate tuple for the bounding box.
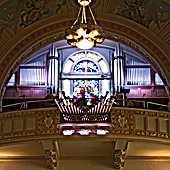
(73, 60, 99, 73)
(63, 51, 109, 74)
(62, 51, 110, 105)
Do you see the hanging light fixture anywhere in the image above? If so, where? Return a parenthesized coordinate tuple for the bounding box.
(65, 0, 105, 50)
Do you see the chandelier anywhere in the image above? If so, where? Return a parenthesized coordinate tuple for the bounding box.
(65, 0, 105, 50)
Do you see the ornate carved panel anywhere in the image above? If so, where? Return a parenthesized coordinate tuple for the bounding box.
(111, 109, 134, 134)
(111, 107, 170, 140)
(38, 110, 60, 134)
(0, 107, 60, 140)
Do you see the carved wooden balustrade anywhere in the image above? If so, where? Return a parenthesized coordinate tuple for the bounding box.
(0, 105, 170, 145)
(0, 107, 60, 145)
(111, 107, 170, 140)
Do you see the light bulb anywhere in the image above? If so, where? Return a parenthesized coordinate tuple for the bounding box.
(66, 34, 73, 39)
(90, 30, 99, 37)
(76, 28, 86, 37)
(76, 38, 94, 49)
(96, 38, 104, 43)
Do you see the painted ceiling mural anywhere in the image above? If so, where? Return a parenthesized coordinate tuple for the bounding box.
(108, 0, 170, 28)
(0, 0, 66, 33)
(0, 0, 170, 48)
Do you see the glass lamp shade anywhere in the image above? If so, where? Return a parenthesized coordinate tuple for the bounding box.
(78, 0, 92, 6)
(76, 38, 94, 49)
(65, 0, 105, 49)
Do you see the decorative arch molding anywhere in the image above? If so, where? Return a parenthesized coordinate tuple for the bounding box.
(62, 50, 110, 74)
(0, 13, 170, 97)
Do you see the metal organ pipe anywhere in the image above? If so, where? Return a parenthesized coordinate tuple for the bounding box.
(106, 101, 110, 113)
(64, 105, 69, 114)
(109, 98, 114, 112)
(97, 101, 100, 114)
(66, 100, 72, 114)
(55, 99, 63, 113)
(60, 101, 66, 113)
(70, 103, 74, 114)
(73, 104, 76, 114)
(100, 99, 104, 114)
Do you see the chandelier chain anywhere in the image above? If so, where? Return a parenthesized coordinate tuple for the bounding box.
(88, 5, 97, 25)
(72, 6, 82, 28)
(83, 6, 87, 23)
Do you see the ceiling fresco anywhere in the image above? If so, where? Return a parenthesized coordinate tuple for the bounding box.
(0, 0, 67, 33)
(108, 0, 170, 28)
(0, 0, 170, 48)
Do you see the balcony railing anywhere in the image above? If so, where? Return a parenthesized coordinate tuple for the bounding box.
(1, 97, 170, 113)
(0, 106, 170, 146)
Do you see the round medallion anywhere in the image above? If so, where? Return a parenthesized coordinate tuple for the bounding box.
(68, 0, 100, 9)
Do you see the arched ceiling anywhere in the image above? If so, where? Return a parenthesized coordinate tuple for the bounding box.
(0, 0, 170, 97)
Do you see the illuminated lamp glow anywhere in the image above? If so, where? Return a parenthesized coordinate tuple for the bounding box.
(76, 28, 86, 37)
(65, 0, 105, 49)
(76, 39, 94, 50)
(96, 38, 104, 43)
(78, 0, 92, 6)
(66, 34, 74, 39)
(62, 130, 74, 136)
(78, 129, 91, 135)
(89, 30, 99, 37)
(96, 129, 109, 135)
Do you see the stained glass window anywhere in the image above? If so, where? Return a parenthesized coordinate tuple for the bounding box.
(87, 52, 100, 60)
(63, 51, 110, 102)
(72, 52, 85, 61)
(73, 80, 99, 105)
(73, 60, 98, 73)
(99, 59, 108, 73)
(63, 59, 74, 73)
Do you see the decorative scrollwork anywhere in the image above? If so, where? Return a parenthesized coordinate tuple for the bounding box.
(45, 150, 57, 170)
(158, 113, 169, 118)
(112, 110, 131, 133)
(136, 131, 146, 135)
(158, 133, 169, 138)
(38, 110, 60, 134)
(114, 149, 126, 169)
(0, 110, 37, 119)
(135, 111, 145, 115)
(148, 132, 158, 137)
(146, 112, 157, 116)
